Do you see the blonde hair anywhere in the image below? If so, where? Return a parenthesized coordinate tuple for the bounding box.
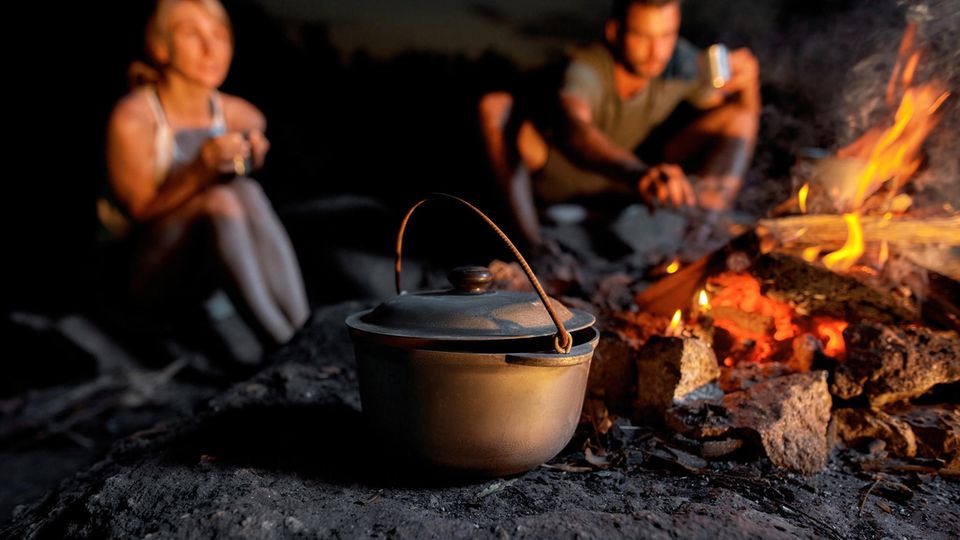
(129, 0, 233, 88)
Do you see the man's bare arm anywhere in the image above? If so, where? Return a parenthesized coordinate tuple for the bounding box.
(555, 94, 650, 184)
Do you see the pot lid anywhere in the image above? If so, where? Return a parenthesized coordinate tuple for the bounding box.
(347, 266, 595, 342)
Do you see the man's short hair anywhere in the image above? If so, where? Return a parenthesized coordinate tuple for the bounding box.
(610, 0, 679, 23)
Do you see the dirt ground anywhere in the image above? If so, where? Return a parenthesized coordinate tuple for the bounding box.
(3, 302, 958, 539)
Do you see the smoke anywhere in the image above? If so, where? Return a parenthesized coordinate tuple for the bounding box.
(678, 0, 959, 212)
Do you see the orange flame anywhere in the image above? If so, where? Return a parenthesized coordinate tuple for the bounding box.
(822, 213, 865, 271)
(697, 289, 710, 310)
(878, 240, 889, 268)
(821, 23, 949, 270)
(666, 259, 680, 274)
(668, 309, 682, 335)
(798, 183, 809, 214)
(802, 246, 821, 262)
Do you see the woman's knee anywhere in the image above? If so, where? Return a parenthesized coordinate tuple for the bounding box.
(201, 185, 246, 221)
(228, 177, 280, 223)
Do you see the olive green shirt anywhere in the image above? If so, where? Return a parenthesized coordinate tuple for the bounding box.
(536, 39, 714, 203)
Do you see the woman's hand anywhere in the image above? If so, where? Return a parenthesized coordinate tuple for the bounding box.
(200, 132, 252, 177)
(246, 129, 270, 171)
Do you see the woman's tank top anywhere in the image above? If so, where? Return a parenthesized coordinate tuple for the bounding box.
(99, 88, 227, 239)
(145, 87, 227, 185)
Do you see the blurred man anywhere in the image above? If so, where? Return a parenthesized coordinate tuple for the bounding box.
(479, 0, 760, 246)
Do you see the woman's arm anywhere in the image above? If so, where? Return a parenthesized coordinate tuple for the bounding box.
(222, 94, 269, 171)
(106, 93, 249, 222)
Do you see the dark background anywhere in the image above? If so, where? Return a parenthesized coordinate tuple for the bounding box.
(6, 0, 956, 311)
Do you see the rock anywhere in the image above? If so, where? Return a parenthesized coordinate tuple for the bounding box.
(635, 337, 721, 420)
(700, 438, 744, 459)
(718, 361, 790, 393)
(664, 402, 731, 439)
(587, 331, 638, 415)
(832, 323, 960, 407)
(724, 371, 833, 474)
(832, 408, 917, 458)
(891, 404, 960, 469)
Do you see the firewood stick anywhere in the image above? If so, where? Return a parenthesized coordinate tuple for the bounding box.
(758, 215, 960, 246)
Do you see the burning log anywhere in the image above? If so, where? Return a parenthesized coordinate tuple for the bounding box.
(832, 322, 960, 407)
(751, 253, 916, 323)
(757, 214, 960, 280)
(758, 215, 960, 250)
(723, 371, 833, 474)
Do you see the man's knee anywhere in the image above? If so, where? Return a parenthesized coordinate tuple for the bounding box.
(478, 91, 514, 132)
(698, 102, 759, 139)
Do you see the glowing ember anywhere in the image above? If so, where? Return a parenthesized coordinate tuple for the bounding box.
(666, 259, 680, 274)
(708, 272, 798, 362)
(813, 317, 848, 359)
(798, 183, 809, 214)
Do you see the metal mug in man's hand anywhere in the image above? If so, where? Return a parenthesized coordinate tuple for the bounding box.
(706, 43, 730, 89)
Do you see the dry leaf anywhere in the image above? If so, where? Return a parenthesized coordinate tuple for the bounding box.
(541, 463, 592, 473)
(584, 447, 611, 469)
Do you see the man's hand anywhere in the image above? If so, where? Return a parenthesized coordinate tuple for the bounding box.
(724, 48, 760, 109)
(637, 163, 696, 210)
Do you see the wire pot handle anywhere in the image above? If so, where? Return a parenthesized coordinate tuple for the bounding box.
(395, 193, 572, 354)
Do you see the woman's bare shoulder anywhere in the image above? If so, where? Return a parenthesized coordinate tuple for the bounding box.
(220, 92, 267, 131)
(109, 88, 155, 133)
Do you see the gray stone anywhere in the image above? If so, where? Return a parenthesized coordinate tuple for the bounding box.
(833, 323, 960, 407)
(892, 404, 960, 469)
(724, 371, 833, 474)
(832, 408, 917, 458)
(635, 337, 721, 420)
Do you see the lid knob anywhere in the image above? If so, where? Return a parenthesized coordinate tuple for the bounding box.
(448, 266, 494, 294)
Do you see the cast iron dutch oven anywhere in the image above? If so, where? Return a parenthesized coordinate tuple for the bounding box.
(346, 194, 598, 476)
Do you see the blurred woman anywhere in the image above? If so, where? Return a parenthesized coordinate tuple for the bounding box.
(103, 0, 309, 344)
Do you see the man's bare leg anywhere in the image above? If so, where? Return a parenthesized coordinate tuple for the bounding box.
(663, 101, 759, 211)
(478, 92, 548, 247)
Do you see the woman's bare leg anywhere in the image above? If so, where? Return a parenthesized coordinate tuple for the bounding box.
(133, 186, 295, 343)
(228, 178, 309, 329)
(199, 185, 295, 343)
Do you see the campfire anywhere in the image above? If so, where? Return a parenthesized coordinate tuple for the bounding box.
(580, 24, 960, 476)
